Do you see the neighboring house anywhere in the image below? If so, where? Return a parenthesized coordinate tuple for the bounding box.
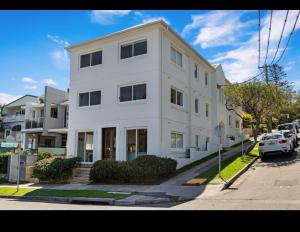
(66, 20, 243, 168)
(2, 95, 39, 144)
(22, 86, 69, 155)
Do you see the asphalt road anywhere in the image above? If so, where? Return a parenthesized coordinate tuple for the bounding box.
(1, 138, 300, 210)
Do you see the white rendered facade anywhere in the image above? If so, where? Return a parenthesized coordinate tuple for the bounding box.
(66, 20, 243, 168)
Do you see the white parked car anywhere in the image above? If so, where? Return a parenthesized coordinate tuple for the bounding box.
(259, 132, 293, 159)
(277, 123, 298, 147)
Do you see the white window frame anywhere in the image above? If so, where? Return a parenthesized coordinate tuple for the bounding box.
(78, 89, 102, 108)
(125, 127, 148, 160)
(170, 46, 183, 67)
(79, 49, 103, 69)
(171, 131, 184, 150)
(235, 120, 240, 128)
(119, 39, 147, 60)
(118, 82, 147, 104)
(170, 87, 184, 108)
(76, 130, 94, 163)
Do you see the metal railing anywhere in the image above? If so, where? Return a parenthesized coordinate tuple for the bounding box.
(3, 115, 25, 123)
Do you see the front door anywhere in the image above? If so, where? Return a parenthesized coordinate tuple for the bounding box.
(102, 127, 116, 160)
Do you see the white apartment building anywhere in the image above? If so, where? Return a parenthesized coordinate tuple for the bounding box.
(66, 20, 243, 168)
(1, 86, 69, 155)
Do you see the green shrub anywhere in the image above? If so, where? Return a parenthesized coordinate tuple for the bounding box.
(37, 152, 54, 161)
(33, 157, 80, 183)
(90, 155, 177, 184)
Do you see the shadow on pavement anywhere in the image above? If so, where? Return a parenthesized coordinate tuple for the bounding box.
(256, 150, 300, 168)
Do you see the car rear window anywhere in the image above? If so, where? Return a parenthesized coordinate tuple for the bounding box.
(262, 134, 282, 140)
(283, 132, 290, 138)
(278, 125, 293, 130)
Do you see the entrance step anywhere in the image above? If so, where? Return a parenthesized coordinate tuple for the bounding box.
(70, 167, 91, 184)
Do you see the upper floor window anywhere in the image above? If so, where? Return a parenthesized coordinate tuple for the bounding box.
(229, 115, 232, 126)
(119, 83, 146, 102)
(195, 98, 199, 113)
(51, 107, 58, 118)
(170, 88, 183, 107)
(235, 120, 240, 128)
(79, 90, 101, 107)
(120, 40, 147, 60)
(205, 72, 208, 86)
(80, 50, 102, 68)
(170, 47, 182, 67)
(194, 64, 198, 79)
(205, 103, 209, 117)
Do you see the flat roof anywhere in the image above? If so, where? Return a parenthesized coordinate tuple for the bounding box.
(66, 20, 215, 71)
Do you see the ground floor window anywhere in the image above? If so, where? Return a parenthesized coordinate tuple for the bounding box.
(195, 135, 199, 148)
(171, 132, 183, 149)
(205, 137, 210, 151)
(77, 131, 93, 162)
(5, 130, 10, 137)
(126, 128, 147, 160)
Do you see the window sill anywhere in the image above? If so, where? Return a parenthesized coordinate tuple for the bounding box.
(170, 60, 184, 72)
(78, 63, 103, 73)
(118, 99, 148, 105)
(77, 105, 102, 110)
(119, 53, 149, 64)
(170, 103, 185, 112)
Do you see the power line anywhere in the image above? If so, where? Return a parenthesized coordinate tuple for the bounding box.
(258, 10, 261, 68)
(275, 10, 300, 64)
(270, 10, 289, 64)
(264, 10, 273, 65)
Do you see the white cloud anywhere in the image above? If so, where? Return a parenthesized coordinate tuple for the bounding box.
(182, 11, 255, 49)
(0, 93, 21, 105)
(134, 11, 171, 25)
(48, 35, 70, 70)
(50, 49, 69, 70)
(21, 77, 37, 84)
(47, 34, 70, 47)
(208, 10, 300, 83)
(23, 85, 38, 90)
(91, 10, 131, 25)
(42, 78, 57, 86)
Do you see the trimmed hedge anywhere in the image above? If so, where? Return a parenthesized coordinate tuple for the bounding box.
(90, 155, 177, 184)
(33, 157, 80, 183)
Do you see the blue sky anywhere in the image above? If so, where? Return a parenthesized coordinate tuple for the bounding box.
(0, 10, 299, 104)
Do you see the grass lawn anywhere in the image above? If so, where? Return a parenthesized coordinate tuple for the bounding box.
(248, 143, 259, 156)
(0, 187, 130, 200)
(194, 144, 257, 185)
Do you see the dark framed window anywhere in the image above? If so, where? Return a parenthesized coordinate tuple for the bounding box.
(134, 40, 147, 56)
(121, 44, 133, 59)
(194, 64, 198, 78)
(120, 86, 133, 102)
(91, 51, 102, 66)
(205, 72, 208, 86)
(80, 50, 102, 68)
(120, 84, 146, 102)
(121, 40, 147, 60)
(133, 84, 146, 100)
(170, 88, 183, 107)
(80, 54, 91, 68)
(195, 98, 199, 113)
(90, 91, 101, 105)
(79, 92, 89, 107)
(51, 107, 58, 118)
(205, 103, 209, 117)
(79, 91, 101, 107)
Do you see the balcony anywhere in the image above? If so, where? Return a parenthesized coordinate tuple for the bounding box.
(25, 117, 44, 129)
(3, 115, 25, 123)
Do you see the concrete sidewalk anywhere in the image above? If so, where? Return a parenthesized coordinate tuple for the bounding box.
(0, 141, 254, 205)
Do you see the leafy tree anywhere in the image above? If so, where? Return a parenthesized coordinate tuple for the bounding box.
(224, 81, 281, 142)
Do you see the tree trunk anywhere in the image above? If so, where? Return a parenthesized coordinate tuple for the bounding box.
(267, 116, 273, 133)
(251, 123, 258, 143)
